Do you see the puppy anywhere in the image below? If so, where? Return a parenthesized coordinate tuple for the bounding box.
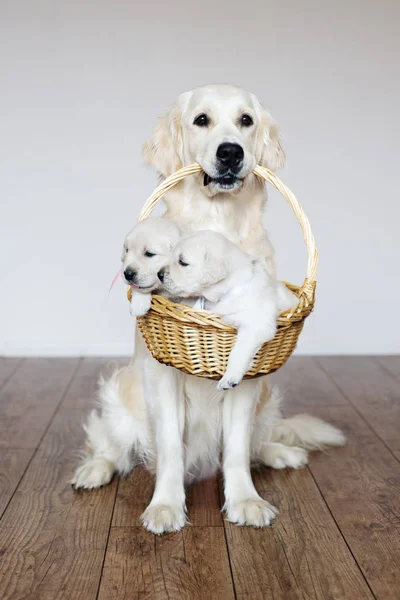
(121, 217, 181, 316)
(159, 230, 298, 390)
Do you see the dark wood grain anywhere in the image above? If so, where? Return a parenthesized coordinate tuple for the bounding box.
(1, 356, 400, 600)
(280, 358, 400, 599)
(103, 463, 231, 598)
(0, 358, 118, 600)
(0, 358, 79, 449)
(317, 356, 400, 458)
(98, 526, 235, 600)
(0, 449, 31, 517)
(306, 403, 400, 600)
(223, 465, 373, 600)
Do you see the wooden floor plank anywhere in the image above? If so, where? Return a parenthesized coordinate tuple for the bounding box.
(317, 356, 400, 458)
(1, 356, 399, 599)
(0, 357, 23, 388)
(222, 465, 373, 600)
(375, 355, 400, 381)
(102, 462, 232, 598)
(0, 449, 32, 517)
(271, 356, 348, 407)
(0, 358, 79, 449)
(99, 526, 235, 600)
(305, 404, 400, 600)
(0, 358, 119, 600)
(280, 358, 400, 599)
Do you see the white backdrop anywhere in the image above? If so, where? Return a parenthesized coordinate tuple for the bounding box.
(1, 0, 399, 356)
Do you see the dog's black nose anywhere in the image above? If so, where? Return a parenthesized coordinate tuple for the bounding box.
(216, 143, 244, 168)
(124, 268, 136, 282)
(157, 269, 165, 283)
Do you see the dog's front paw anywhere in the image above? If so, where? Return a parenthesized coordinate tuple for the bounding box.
(141, 503, 186, 535)
(225, 498, 278, 528)
(217, 375, 240, 391)
(130, 293, 152, 317)
(71, 458, 114, 490)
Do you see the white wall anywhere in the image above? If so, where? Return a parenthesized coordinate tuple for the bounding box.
(1, 0, 399, 356)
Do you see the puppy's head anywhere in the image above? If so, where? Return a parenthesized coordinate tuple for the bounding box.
(122, 218, 181, 292)
(160, 230, 231, 297)
(143, 84, 285, 197)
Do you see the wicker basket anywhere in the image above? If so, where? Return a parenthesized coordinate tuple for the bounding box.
(128, 163, 318, 379)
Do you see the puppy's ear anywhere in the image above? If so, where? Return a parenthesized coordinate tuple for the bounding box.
(255, 102, 286, 171)
(142, 104, 184, 177)
(201, 251, 229, 286)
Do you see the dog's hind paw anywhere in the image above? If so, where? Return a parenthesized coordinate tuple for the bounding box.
(71, 458, 114, 490)
(259, 444, 309, 470)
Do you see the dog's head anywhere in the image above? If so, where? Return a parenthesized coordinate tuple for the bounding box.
(143, 84, 285, 197)
(122, 218, 181, 292)
(159, 230, 232, 297)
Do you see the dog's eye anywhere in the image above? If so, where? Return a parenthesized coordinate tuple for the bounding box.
(125, 247, 128, 254)
(193, 113, 209, 127)
(144, 251, 156, 258)
(240, 113, 253, 127)
(179, 258, 189, 267)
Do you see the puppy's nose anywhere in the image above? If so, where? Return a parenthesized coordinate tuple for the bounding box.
(157, 269, 165, 283)
(216, 143, 244, 168)
(124, 268, 136, 282)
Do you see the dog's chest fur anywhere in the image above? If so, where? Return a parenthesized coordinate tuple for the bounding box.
(163, 178, 276, 276)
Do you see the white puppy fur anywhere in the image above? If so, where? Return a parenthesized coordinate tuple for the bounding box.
(73, 84, 345, 534)
(160, 230, 298, 390)
(121, 217, 181, 316)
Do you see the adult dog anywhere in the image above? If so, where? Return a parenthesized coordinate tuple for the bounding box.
(73, 85, 344, 533)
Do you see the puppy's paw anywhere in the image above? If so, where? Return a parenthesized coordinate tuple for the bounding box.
(260, 444, 309, 470)
(217, 375, 240, 391)
(225, 498, 278, 528)
(71, 458, 114, 489)
(141, 503, 186, 535)
(130, 293, 152, 317)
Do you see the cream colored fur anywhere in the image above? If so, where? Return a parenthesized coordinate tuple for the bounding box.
(72, 85, 345, 534)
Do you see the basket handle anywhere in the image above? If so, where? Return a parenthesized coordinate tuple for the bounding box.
(137, 163, 318, 306)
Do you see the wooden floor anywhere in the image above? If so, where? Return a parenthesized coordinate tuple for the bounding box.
(0, 357, 399, 599)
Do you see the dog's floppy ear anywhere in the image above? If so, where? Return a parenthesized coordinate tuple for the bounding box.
(261, 121, 286, 171)
(142, 104, 184, 177)
(254, 100, 286, 171)
(201, 249, 230, 286)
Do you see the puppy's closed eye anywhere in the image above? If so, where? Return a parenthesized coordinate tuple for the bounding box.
(144, 251, 156, 258)
(179, 258, 189, 267)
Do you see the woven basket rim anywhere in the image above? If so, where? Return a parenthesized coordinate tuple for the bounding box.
(128, 281, 315, 332)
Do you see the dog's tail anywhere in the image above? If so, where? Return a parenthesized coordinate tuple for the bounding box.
(258, 385, 346, 450)
(271, 413, 346, 450)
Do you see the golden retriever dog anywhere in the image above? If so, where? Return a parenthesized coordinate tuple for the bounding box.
(73, 85, 344, 534)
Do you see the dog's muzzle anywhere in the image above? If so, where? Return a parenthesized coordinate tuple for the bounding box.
(203, 142, 245, 189)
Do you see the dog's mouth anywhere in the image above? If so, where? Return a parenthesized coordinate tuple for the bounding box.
(203, 172, 243, 190)
(128, 282, 156, 292)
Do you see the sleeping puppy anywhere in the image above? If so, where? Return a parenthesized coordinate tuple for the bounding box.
(158, 230, 298, 390)
(121, 217, 181, 316)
